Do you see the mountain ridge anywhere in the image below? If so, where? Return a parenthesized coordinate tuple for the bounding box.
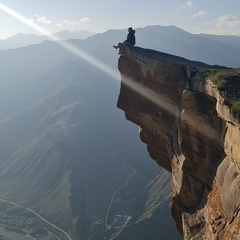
(0, 29, 95, 50)
(0, 56, 178, 239)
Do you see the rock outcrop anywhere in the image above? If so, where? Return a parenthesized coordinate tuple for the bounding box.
(117, 46, 240, 239)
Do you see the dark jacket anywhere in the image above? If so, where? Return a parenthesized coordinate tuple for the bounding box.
(124, 30, 136, 45)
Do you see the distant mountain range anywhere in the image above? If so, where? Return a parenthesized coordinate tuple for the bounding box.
(0, 29, 95, 50)
(0, 25, 239, 240)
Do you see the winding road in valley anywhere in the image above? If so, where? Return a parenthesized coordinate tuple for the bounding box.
(87, 144, 140, 240)
(0, 198, 72, 240)
(104, 161, 136, 227)
(105, 144, 140, 227)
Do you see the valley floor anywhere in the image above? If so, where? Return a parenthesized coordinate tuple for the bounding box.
(0, 199, 71, 240)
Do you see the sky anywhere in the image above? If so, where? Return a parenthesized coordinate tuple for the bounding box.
(0, 0, 240, 39)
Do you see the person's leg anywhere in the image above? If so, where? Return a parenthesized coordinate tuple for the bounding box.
(113, 42, 122, 49)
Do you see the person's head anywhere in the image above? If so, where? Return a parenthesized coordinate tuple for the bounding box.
(128, 27, 133, 32)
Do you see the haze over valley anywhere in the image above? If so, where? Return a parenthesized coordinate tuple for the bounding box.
(0, 25, 239, 239)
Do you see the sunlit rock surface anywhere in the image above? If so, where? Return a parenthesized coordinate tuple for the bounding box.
(117, 46, 240, 239)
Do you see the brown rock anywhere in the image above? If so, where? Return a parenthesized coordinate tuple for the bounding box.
(117, 46, 240, 239)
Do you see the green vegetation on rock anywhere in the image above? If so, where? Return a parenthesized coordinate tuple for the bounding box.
(199, 68, 240, 122)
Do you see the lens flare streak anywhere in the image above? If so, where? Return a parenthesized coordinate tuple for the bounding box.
(0, 2, 120, 80)
(0, 2, 176, 116)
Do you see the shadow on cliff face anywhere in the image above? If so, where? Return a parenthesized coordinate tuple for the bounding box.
(117, 51, 190, 173)
(171, 91, 227, 233)
(181, 92, 226, 196)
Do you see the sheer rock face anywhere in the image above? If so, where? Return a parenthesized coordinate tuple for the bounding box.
(117, 46, 240, 239)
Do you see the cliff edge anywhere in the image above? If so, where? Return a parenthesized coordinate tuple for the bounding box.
(117, 46, 240, 239)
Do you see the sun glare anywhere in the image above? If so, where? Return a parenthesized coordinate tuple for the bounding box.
(0, 3, 51, 36)
(0, 2, 120, 80)
(0, 2, 178, 117)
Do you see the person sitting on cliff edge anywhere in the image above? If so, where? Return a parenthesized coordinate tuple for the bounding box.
(113, 27, 136, 54)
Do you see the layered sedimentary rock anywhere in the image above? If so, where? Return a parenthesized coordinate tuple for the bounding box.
(117, 46, 240, 239)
